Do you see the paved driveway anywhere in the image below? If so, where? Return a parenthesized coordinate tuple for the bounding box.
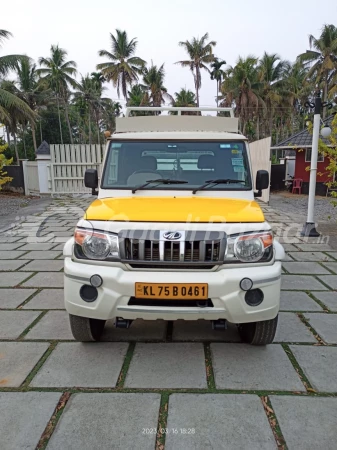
(0, 198, 336, 449)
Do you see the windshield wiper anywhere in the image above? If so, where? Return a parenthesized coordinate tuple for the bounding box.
(192, 179, 246, 194)
(132, 178, 188, 193)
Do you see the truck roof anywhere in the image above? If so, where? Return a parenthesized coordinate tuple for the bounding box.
(109, 131, 247, 141)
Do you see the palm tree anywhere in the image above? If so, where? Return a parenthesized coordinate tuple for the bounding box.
(142, 62, 173, 109)
(171, 88, 197, 115)
(297, 24, 337, 117)
(0, 30, 35, 130)
(210, 58, 226, 107)
(97, 30, 146, 101)
(220, 56, 262, 136)
(176, 33, 216, 107)
(37, 45, 78, 144)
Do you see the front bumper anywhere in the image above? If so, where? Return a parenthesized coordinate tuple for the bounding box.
(64, 258, 281, 323)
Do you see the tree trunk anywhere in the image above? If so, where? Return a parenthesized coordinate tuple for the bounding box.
(40, 121, 43, 144)
(256, 115, 260, 141)
(88, 110, 92, 145)
(6, 127, 11, 145)
(216, 80, 219, 108)
(323, 73, 328, 119)
(31, 123, 37, 153)
(57, 97, 64, 144)
(23, 125, 27, 158)
(63, 100, 73, 144)
(195, 69, 200, 107)
(13, 133, 20, 164)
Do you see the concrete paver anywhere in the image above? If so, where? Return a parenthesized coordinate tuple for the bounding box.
(313, 291, 337, 311)
(22, 272, 64, 288)
(0, 260, 26, 271)
(317, 275, 337, 289)
(166, 394, 276, 450)
(17, 243, 57, 251)
(31, 342, 128, 387)
(125, 343, 207, 388)
(0, 288, 37, 308)
(0, 311, 41, 339)
(0, 250, 27, 259)
(211, 343, 305, 391)
(320, 262, 337, 273)
(282, 262, 330, 275)
(270, 396, 337, 450)
(281, 275, 327, 290)
(0, 342, 49, 386)
(0, 243, 24, 251)
(0, 272, 33, 287)
(23, 289, 65, 309)
(290, 345, 337, 392)
(19, 250, 62, 259)
(19, 260, 64, 272)
(294, 243, 333, 251)
(274, 313, 317, 343)
(287, 252, 333, 262)
(24, 311, 74, 340)
(304, 313, 337, 344)
(47, 393, 161, 450)
(280, 291, 322, 311)
(0, 392, 61, 450)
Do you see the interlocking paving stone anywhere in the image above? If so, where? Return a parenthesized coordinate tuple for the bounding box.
(0, 272, 33, 287)
(47, 393, 161, 450)
(42, 226, 73, 232)
(52, 243, 65, 251)
(290, 345, 337, 392)
(0, 311, 41, 339)
(24, 311, 74, 340)
(211, 343, 305, 391)
(270, 396, 337, 450)
(321, 262, 337, 273)
(282, 261, 330, 275)
(102, 319, 166, 341)
(0, 392, 61, 450)
(0, 260, 26, 271)
(0, 236, 21, 243)
(282, 244, 299, 252)
(0, 243, 24, 251)
(23, 289, 64, 309)
(19, 250, 62, 259)
(294, 243, 333, 251)
(172, 320, 241, 342)
(19, 259, 64, 272)
(166, 394, 276, 450)
(17, 243, 56, 251)
(317, 275, 337, 289)
(274, 313, 317, 343)
(0, 288, 37, 308)
(22, 272, 64, 288)
(31, 342, 128, 387)
(326, 252, 337, 260)
(287, 251, 333, 262)
(281, 275, 327, 290)
(304, 313, 337, 344)
(280, 291, 322, 311)
(313, 291, 337, 311)
(0, 342, 49, 386)
(0, 250, 27, 259)
(125, 343, 207, 388)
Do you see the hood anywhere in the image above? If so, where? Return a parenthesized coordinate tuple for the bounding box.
(85, 197, 264, 223)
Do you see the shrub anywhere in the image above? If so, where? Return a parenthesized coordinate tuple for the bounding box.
(0, 144, 13, 190)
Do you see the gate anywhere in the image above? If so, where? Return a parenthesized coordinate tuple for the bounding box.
(49, 144, 103, 195)
(23, 161, 40, 195)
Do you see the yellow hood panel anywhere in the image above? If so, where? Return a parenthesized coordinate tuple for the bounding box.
(85, 197, 265, 223)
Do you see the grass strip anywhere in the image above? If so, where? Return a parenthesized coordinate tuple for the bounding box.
(204, 343, 216, 390)
(260, 395, 288, 449)
(282, 344, 314, 392)
(155, 392, 170, 450)
(115, 342, 136, 389)
(21, 342, 57, 388)
(17, 310, 48, 340)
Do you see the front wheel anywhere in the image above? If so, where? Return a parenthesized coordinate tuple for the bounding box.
(69, 314, 106, 342)
(238, 315, 278, 345)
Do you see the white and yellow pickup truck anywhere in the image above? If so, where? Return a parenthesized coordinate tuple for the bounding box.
(64, 107, 284, 344)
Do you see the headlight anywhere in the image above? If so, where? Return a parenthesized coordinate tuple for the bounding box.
(74, 228, 119, 260)
(226, 232, 273, 263)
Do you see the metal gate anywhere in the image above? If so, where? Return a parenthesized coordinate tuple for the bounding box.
(48, 144, 103, 195)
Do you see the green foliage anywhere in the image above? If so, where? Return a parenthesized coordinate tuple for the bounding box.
(0, 143, 13, 189)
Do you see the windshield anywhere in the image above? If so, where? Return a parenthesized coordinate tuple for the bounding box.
(101, 140, 252, 191)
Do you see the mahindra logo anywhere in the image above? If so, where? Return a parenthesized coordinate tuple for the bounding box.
(163, 231, 182, 241)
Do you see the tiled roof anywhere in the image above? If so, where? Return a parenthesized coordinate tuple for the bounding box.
(273, 114, 335, 148)
(36, 140, 50, 155)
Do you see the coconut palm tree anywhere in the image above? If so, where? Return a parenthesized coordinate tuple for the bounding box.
(97, 30, 146, 101)
(37, 45, 78, 144)
(297, 24, 337, 116)
(0, 30, 35, 128)
(210, 58, 226, 107)
(170, 88, 197, 115)
(142, 62, 173, 109)
(176, 33, 216, 107)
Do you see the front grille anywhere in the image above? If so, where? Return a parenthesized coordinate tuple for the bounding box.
(119, 230, 226, 266)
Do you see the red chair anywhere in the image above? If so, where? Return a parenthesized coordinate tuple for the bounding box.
(292, 178, 303, 194)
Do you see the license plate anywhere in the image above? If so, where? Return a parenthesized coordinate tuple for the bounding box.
(135, 283, 208, 300)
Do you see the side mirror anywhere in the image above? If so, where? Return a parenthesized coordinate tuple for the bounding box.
(255, 170, 269, 197)
(84, 169, 98, 195)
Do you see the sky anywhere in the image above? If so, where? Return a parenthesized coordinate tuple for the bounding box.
(2, 0, 337, 109)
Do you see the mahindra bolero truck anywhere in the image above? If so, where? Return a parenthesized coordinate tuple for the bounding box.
(63, 107, 285, 345)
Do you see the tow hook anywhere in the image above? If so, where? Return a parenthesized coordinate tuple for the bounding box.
(115, 318, 133, 329)
(211, 319, 227, 330)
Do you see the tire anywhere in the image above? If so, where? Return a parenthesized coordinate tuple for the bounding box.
(69, 314, 106, 342)
(238, 315, 278, 345)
